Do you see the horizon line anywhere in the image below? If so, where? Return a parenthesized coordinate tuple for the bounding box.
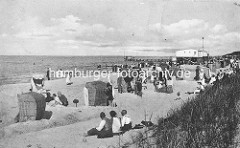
(0, 54, 174, 57)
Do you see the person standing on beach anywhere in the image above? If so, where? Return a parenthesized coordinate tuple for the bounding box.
(124, 75, 133, 93)
(46, 68, 50, 80)
(117, 76, 123, 93)
(105, 83, 114, 106)
(134, 77, 143, 97)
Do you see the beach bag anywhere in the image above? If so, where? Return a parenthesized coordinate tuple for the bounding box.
(17, 92, 46, 122)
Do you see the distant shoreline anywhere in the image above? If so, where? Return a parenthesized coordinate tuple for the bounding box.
(0, 55, 171, 86)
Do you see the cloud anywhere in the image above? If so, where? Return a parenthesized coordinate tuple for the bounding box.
(55, 39, 79, 44)
(80, 40, 121, 47)
(51, 17, 239, 55)
(8, 15, 240, 56)
(147, 19, 240, 55)
(223, 32, 240, 42)
(149, 19, 209, 38)
(59, 45, 79, 49)
(134, 48, 182, 53)
(14, 17, 56, 39)
(208, 32, 240, 44)
(50, 15, 117, 41)
(65, 29, 77, 32)
(14, 15, 117, 41)
(211, 24, 228, 34)
(1, 33, 8, 38)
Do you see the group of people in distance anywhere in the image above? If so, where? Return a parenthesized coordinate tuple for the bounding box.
(46, 68, 73, 85)
(117, 74, 144, 97)
(86, 110, 132, 138)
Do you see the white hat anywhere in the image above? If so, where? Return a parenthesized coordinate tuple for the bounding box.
(32, 74, 44, 79)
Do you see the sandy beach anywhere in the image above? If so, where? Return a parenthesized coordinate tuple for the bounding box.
(0, 73, 199, 148)
(1, 0, 239, 146)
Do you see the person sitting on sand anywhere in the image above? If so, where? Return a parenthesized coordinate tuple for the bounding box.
(48, 93, 62, 106)
(120, 110, 132, 132)
(153, 79, 163, 89)
(86, 112, 113, 138)
(109, 111, 121, 134)
(66, 72, 73, 85)
(57, 91, 68, 106)
(194, 81, 205, 94)
(209, 74, 216, 85)
(186, 81, 205, 95)
(30, 74, 46, 96)
(45, 92, 54, 103)
(198, 81, 205, 91)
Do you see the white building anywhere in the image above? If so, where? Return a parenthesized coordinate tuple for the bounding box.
(176, 49, 208, 58)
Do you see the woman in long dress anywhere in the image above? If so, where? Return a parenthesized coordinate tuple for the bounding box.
(66, 72, 73, 85)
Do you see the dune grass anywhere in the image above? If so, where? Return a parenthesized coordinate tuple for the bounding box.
(131, 73, 240, 148)
(155, 74, 240, 148)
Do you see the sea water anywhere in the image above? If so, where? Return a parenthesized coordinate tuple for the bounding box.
(0, 55, 168, 85)
(0, 55, 125, 85)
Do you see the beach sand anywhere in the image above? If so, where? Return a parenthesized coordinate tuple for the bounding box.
(0, 73, 198, 148)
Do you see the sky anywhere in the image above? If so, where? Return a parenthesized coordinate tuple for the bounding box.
(0, 0, 240, 56)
